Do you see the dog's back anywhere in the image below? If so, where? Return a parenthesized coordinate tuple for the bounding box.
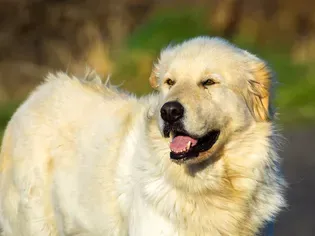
(0, 72, 145, 235)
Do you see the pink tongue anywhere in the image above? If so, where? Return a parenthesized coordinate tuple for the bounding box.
(170, 136, 198, 153)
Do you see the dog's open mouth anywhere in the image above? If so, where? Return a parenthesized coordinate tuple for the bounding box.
(169, 130, 220, 161)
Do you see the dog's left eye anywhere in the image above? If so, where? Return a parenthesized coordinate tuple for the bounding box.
(202, 79, 215, 87)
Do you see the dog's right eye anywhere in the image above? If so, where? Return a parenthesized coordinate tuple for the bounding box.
(165, 79, 175, 86)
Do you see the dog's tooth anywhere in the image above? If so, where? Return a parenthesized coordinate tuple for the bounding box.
(186, 141, 191, 150)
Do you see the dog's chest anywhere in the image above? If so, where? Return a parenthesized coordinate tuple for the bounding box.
(135, 182, 242, 236)
(128, 185, 178, 236)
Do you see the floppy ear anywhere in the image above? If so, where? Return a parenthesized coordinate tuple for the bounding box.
(246, 59, 273, 122)
(149, 65, 159, 89)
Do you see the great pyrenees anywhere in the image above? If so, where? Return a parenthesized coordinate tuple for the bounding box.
(0, 37, 285, 236)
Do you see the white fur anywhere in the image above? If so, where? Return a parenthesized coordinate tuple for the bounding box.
(0, 37, 286, 236)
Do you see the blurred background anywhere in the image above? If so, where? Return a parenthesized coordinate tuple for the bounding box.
(0, 0, 314, 235)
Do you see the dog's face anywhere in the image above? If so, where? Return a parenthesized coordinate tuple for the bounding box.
(150, 37, 273, 164)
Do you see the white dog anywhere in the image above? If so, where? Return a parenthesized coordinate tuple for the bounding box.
(0, 36, 285, 236)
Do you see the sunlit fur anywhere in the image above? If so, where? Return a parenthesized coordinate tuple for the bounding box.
(0, 37, 286, 236)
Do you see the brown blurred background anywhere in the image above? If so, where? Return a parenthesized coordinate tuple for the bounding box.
(0, 0, 314, 235)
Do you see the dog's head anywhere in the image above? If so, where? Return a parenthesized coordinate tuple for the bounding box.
(150, 37, 274, 164)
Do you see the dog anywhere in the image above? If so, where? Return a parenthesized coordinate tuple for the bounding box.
(0, 36, 286, 236)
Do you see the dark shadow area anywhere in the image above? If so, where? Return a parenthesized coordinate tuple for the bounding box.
(275, 128, 315, 236)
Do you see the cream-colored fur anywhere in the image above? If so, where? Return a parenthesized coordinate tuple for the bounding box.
(0, 37, 286, 236)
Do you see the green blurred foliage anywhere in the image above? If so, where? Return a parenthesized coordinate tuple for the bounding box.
(0, 102, 20, 138)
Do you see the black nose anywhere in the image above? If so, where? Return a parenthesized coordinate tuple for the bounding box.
(160, 101, 184, 123)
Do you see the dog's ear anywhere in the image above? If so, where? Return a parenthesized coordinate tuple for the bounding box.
(149, 65, 159, 89)
(246, 55, 273, 122)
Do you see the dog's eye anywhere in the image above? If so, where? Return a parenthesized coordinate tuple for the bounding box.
(202, 79, 215, 87)
(165, 79, 175, 86)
